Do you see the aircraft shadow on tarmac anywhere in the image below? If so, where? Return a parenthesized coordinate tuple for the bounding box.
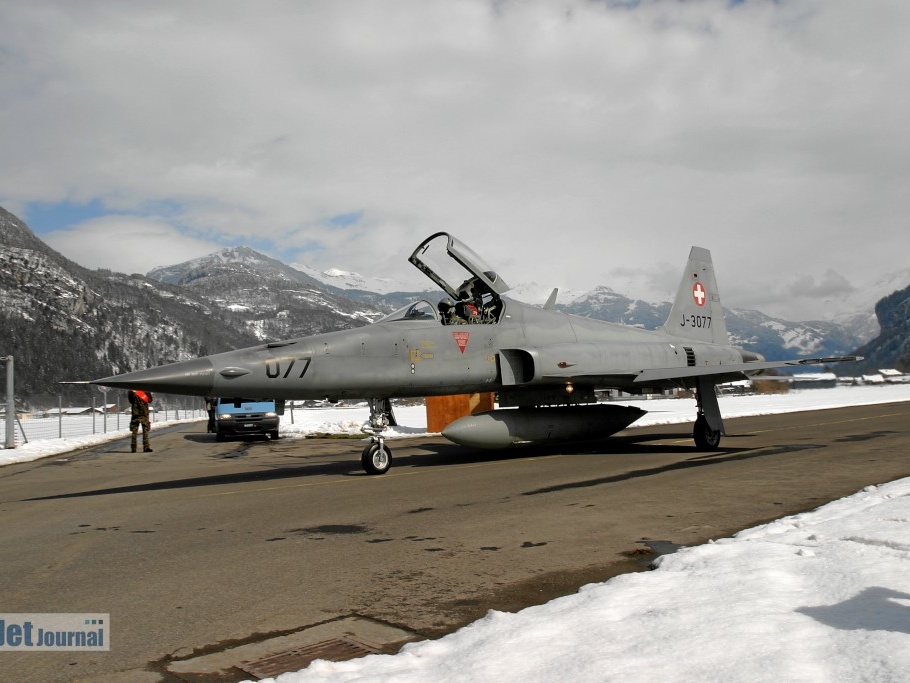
(22, 432, 805, 502)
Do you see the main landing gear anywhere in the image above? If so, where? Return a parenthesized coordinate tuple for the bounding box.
(360, 398, 396, 475)
(693, 414, 721, 450)
(693, 377, 724, 451)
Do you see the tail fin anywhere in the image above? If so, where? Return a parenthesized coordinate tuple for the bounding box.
(661, 246, 728, 345)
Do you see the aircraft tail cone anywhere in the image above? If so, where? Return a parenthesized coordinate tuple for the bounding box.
(93, 357, 216, 396)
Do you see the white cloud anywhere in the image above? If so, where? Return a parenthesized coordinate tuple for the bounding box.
(1, 0, 909, 319)
(42, 216, 222, 274)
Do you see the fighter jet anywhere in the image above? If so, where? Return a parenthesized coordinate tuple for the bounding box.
(94, 232, 859, 474)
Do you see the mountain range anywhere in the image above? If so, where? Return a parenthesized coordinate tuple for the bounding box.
(1, 207, 270, 406)
(1, 204, 907, 407)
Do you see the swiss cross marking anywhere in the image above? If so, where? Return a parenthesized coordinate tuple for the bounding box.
(452, 331, 470, 353)
(692, 282, 707, 307)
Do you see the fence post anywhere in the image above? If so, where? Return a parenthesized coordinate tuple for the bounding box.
(58, 394, 63, 438)
(2, 356, 13, 449)
(98, 386, 109, 434)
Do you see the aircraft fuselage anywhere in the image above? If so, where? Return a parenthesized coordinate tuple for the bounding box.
(103, 297, 741, 402)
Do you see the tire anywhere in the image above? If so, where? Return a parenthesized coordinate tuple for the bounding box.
(270, 430, 280, 440)
(693, 415, 721, 451)
(361, 442, 392, 475)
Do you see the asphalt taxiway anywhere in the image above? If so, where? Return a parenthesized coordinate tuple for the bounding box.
(2, 401, 909, 682)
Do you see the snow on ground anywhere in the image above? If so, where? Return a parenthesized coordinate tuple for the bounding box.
(0, 415, 207, 466)
(4, 385, 910, 682)
(280, 477, 910, 683)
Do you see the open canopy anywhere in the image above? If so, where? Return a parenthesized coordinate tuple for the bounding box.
(408, 232, 510, 301)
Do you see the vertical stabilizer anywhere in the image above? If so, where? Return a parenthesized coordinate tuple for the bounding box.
(662, 246, 728, 345)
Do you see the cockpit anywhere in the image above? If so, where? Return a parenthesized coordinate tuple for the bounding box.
(406, 232, 509, 326)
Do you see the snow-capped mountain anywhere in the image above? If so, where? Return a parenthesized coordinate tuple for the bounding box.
(147, 248, 383, 340)
(0, 207, 261, 406)
(558, 286, 671, 330)
(723, 309, 864, 360)
(821, 270, 910, 323)
(150, 246, 329, 291)
(290, 263, 416, 296)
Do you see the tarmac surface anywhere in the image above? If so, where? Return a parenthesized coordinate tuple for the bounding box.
(2, 401, 909, 682)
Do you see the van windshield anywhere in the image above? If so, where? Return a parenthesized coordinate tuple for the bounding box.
(217, 398, 274, 410)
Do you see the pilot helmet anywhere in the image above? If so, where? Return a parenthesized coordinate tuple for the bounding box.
(438, 297, 454, 312)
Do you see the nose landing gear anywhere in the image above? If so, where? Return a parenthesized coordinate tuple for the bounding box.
(360, 398, 397, 474)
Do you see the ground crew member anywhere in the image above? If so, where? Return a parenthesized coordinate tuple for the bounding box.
(205, 396, 217, 433)
(128, 389, 154, 453)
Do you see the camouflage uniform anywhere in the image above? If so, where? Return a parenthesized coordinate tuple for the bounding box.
(205, 396, 217, 433)
(128, 390, 153, 452)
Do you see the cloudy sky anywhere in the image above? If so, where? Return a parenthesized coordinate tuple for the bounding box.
(1, 0, 908, 320)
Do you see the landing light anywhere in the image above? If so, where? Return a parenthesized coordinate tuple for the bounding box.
(565, 383, 575, 395)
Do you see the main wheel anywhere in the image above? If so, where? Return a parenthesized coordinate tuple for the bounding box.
(361, 442, 392, 475)
(693, 415, 721, 451)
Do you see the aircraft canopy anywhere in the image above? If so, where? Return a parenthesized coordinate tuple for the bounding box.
(408, 232, 511, 301)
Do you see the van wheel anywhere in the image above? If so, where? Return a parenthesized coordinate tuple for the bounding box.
(361, 442, 392, 475)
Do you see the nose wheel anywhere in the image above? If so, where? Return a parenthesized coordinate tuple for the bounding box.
(360, 398, 395, 475)
(361, 439, 392, 475)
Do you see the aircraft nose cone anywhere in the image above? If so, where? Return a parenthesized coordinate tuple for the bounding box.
(93, 357, 215, 395)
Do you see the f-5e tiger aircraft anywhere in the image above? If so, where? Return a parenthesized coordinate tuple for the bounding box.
(94, 232, 859, 474)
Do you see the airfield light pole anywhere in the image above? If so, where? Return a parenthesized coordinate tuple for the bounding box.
(1, 356, 14, 449)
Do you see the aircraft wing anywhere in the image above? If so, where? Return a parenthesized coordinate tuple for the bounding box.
(537, 356, 861, 387)
(632, 356, 863, 384)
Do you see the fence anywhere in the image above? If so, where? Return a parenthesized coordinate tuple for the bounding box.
(5, 394, 208, 448)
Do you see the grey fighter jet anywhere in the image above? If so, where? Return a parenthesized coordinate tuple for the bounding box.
(94, 232, 859, 474)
